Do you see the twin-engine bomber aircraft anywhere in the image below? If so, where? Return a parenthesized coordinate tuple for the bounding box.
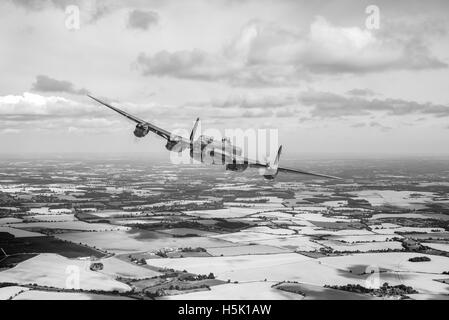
(88, 95, 341, 180)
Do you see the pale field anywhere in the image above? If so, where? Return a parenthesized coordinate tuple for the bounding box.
(423, 242, 449, 252)
(332, 207, 373, 213)
(146, 253, 370, 287)
(296, 283, 379, 300)
(288, 226, 373, 237)
(292, 213, 357, 223)
(13, 290, 134, 300)
(321, 200, 348, 207)
(291, 283, 379, 300)
(0, 286, 29, 300)
(28, 214, 76, 222)
(28, 208, 73, 215)
(223, 202, 285, 210)
(140, 200, 213, 208)
(271, 218, 306, 226)
(320, 252, 449, 275)
(290, 207, 328, 212)
(370, 223, 401, 230)
(249, 236, 324, 252)
(157, 228, 219, 237)
(27, 207, 51, 214)
(419, 182, 449, 187)
(251, 211, 295, 219)
(98, 257, 161, 279)
(408, 293, 449, 300)
(404, 233, 449, 240)
(0, 226, 43, 237)
(211, 231, 290, 243)
(109, 219, 161, 226)
(234, 196, 284, 203)
(243, 226, 296, 235)
(372, 226, 445, 235)
(211, 184, 258, 191)
(287, 218, 317, 227)
(92, 210, 142, 218)
(326, 234, 403, 243)
(393, 227, 445, 233)
(206, 244, 289, 256)
(57, 230, 235, 254)
(348, 190, 435, 208)
(0, 254, 131, 292)
(371, 272, 449, 295)
(183, 207, 270, 218)
(9, 221, 129, 232)
(370, 213, 432, 220)
(160, 281, 303, 300)
(146, 253, 312, 278)
(316, 240, 404, 252)
(0, 217, 22, 225)
(319, 253, 449, 294)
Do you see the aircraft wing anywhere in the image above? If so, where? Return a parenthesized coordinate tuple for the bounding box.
(88, 95, 180, 141)
(241, 156, 341, 180)
(276, 166, 342, 180)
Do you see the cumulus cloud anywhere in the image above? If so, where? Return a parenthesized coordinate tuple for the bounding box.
(11, 0, 123, 22)
(135, 16, 447, 86)
(299, 91, 449, 119)
(136, 49, 227, 81)
(346, 89, 378, 97)
(127, 9, 158, 30)
(195, 94, 298, 109)
(0, 92, 123, 134)
(32, 75, 89, 95)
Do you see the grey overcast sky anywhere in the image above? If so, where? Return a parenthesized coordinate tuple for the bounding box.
(1, 0, 449, 156)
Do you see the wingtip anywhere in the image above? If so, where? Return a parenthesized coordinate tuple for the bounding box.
(330, 175, 344, 180)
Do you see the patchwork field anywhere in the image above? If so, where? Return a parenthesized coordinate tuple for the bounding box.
(0, 254, 131, 292)
(13, 290, 134, 300)
(99, 257, 161, 279)
(0, 226, 43, 238)
(206, 244, 289, 256)
(0, 286, 29, 300)
(56, 230, 235, 254)
(316, 240, 404, 252)
(423, 242, 449, 252)
(160, 281, 302, 300)
(8, 221, 129, 232)
(182, 207, 270, 218)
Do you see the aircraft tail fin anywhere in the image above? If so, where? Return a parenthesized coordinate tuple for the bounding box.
(263, 145, 282, 180)
(273, 145, 282, 168)
(190, 117, 200, 143)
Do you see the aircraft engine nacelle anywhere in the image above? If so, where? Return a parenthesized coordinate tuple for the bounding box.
(263, 167, 279, 180)
(225, 163, 248, 172)
(134, 123, 150, 138)
(221, 138, 242, 156)
(165, 137, 186, 153)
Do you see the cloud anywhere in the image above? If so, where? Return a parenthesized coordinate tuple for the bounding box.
(136, 49, 226, 81)
(199, 94, 298, 109)
(346, 88, 378, 97)
(10, 0, 125, 22)
(11, 0, 72, 10)
(299, 91, 449, 119)
(135, 16, 447, 86)
(127, 9, 158, 30)
(32, 75, 89, 95)
(0, 92, 115, 130)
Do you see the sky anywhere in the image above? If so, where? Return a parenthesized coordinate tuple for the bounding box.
(1, 0, 449, 158)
